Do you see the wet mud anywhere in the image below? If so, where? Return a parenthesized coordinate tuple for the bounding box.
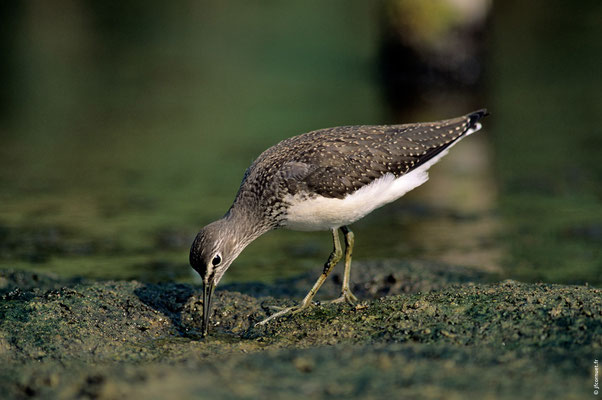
(1, 261, 600, 399)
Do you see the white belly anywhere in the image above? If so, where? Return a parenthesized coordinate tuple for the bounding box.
(283, 124, 481, 231)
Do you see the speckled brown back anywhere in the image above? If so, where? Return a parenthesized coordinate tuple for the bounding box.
(230, 110, 487, 226)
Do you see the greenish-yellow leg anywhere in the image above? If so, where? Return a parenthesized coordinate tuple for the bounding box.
(326, 225, 358, 304)
(256, 228, 343, 326)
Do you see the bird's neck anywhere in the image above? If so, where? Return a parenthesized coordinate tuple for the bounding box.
(222, 203, 272, 250)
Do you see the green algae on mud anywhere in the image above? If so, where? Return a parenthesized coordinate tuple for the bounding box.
(0, 264, 600, 399)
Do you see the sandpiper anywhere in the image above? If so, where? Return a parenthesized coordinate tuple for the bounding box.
(190, 109, 488, 336)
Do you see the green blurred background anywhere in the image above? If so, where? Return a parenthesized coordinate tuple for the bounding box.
(0, 0, 600, 286)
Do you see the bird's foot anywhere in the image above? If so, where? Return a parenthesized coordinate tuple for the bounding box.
(325, 289, 358, 305)
(256, 302, 314, 326)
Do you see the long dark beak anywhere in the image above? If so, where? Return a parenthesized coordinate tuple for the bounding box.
(202, 279, 215, 337)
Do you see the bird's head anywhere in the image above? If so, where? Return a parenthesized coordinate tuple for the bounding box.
(189, 218, 244, 337)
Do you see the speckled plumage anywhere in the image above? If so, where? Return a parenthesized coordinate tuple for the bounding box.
(190, 109, 488, 335)
(230, 109, 487, 230)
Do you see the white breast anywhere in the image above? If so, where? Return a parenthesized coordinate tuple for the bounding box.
(283, 123, 481, 231)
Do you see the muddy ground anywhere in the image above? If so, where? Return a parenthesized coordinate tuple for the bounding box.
(1, 261, 600, 399)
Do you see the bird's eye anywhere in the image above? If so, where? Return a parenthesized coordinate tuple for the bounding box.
(212, 254, 221, 266)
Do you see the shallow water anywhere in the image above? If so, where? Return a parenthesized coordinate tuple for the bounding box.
(0, 1, 600, 285)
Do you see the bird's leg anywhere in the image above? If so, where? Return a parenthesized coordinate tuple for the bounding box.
(256, 228, 343, 326)
(297, 227, 344, 307)
(326, 225, 358, 305)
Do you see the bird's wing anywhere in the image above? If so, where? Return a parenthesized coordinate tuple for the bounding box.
(287, 110, 487, 199)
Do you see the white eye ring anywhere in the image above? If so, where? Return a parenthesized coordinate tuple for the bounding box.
(211, 254, 222, 266)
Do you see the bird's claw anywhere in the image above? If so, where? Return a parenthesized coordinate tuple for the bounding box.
(256, 302, 314, 326)
(324, 290, 358, 305)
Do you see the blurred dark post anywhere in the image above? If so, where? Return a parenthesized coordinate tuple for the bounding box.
(378, 0, 490, 114)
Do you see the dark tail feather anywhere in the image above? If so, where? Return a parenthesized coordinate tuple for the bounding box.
(467, 109, 489, 129)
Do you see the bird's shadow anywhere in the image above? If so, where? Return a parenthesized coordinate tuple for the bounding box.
(134, 282, 197, 336)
